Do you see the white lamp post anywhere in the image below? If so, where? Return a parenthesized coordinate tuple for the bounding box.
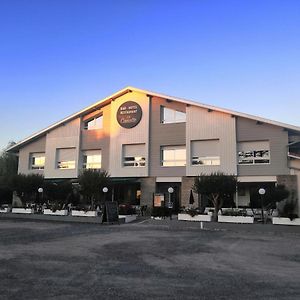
(167, 187, 174, 220)
(259, 188, 266, 223)
(102, 187, 108, 202)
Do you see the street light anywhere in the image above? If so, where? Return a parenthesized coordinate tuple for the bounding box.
(259, 188, 266, 224)
(37, 187, 44, 213)
(167, 187, 174, 220)
(102, 187, 108, 202)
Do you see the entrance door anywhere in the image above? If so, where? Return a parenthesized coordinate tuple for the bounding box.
(156, 182, 181, 213)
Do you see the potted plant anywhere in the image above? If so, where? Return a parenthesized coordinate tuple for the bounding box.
(178, 207, 212, 222)
(272, 199, 300, 226)
(118, 204, 137, 223)
(218, 209, 254, 224)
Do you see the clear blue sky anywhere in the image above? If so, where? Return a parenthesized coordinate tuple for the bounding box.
(1, 0, 300, 151)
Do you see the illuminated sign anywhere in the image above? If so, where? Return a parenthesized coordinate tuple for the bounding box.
(117, 101, 142, 128)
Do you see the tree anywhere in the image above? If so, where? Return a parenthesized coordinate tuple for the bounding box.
(193, 172, 237, 222)
(78, 169, 110, 209)
(8, 173, 44, 205)
(0, 141, 18, 177)
(0, 142, 18, 205)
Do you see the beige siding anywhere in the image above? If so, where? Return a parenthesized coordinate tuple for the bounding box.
(44, 118, 81, 179)
(80, 104, 111, 171)
(149, 96, 186, 177)
(108, 91, 149, 177)
(18, 136, 46, 175)
(237, 118, 289, 176)
(186, 106, 237, 176)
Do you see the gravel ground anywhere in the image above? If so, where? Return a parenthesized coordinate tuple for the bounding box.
(0, 218, 299, 300)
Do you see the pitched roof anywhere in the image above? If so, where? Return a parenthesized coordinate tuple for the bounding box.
(7, 86, 300, 152)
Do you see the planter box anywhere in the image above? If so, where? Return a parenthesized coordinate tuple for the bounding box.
(12, 208, 33, 214)
(43, 209, 68, 216)
(272, 217, 300, 226)
(119, 214, 137, 223)
(218, 215, 254, 224)
(72, 210, 98, 217)
(0, 208, 8, 213)
(178, 213, 212, 222)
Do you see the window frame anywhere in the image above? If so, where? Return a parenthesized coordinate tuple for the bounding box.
(30, 153, 46, 170)
(82, 151, 102, 169)
(161, 145, 186, 167)
(83, 114, 103, 130)
(238, 141, 271, 165)
(160, 106, 186, 124)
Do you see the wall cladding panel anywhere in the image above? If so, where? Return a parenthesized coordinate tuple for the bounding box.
(237, 118, 289, 176)
(18, 136, 46, 175)
(186, 106, 237, 176)
(149, 96, 186, 177)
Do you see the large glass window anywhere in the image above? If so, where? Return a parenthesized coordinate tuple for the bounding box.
(30, 153, 45, 170)
(238, 141, 270, 165)
(84, 115, 103, 130)
(161, 106, 186, 124)
(56, 148, 76, 169)
(191, 139, 220, 166)
(123, 144, 146, 167)
(83, 150, 102, 169)
(161, 146, 186, 166)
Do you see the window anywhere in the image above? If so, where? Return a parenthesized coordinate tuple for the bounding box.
(83, 150, 102, 169)
(161, 146, 186, 166)
(238, 141, 270, 165)
(30, 153, 45, 170)
(56, 148, 76, 169)
(123, 144, 146, 167)
(84, 115, 103, 130)
(161, 106, 186, 124)
(191, 139, 220, 166)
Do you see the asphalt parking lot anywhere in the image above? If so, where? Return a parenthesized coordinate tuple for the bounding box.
(0, 218, 299, 300)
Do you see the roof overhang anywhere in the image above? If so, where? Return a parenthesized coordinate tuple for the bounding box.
(7, 86, 300, 152)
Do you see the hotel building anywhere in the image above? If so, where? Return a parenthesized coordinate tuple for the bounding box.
(7, 87, 300, 213)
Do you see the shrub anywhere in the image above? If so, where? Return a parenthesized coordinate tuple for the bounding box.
(151, 207, 170, 218)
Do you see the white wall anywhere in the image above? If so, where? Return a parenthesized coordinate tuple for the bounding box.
(108, 91, 150, 177)
(186, 106, 237, 176)
(44, 118, 81, 179)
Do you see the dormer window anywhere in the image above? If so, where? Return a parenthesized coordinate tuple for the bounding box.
(84, 115, 103, 130)
(161, 106, 186, 124)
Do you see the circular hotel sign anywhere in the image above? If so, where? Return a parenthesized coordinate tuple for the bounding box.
(117, 101, 142, 128)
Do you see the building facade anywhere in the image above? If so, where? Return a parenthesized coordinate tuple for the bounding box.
(7, 87, 300, 213)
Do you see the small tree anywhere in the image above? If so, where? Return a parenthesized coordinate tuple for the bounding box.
(8, 173, 44, 206)
(78, 169, 110, 209)
(193, 172, 237, 222)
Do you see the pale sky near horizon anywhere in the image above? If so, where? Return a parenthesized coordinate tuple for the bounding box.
(0, 0, 300, 151)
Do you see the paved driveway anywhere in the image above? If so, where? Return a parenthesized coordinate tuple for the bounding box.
(0, 219, 299, 299)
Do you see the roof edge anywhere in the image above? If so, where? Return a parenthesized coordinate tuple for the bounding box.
(7, 86, 300, 152)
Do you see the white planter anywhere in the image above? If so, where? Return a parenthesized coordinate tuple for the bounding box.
(119, 214, 137, 223)
(71, 210, 98, 217)
(0, 208, 8, 213)
(43, 209, 68, 216)
(218, 215, 254, 224)
(272, 217, 300, 226)
(12, 208, 33, 214)
(178, 213, 212, 222)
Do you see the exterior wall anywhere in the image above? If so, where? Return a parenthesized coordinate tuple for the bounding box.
(237, 118, 289, 176)
(80, 104, 111, 171)
(140, 177, 156, 208)
(108, 91, 149, 177)
(44, 118, 81, 179)
(181, 176, 196, 208)
(186, 106, 237, 176)
(18, 136, 46, 175)
(149, 96, 186, 176)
